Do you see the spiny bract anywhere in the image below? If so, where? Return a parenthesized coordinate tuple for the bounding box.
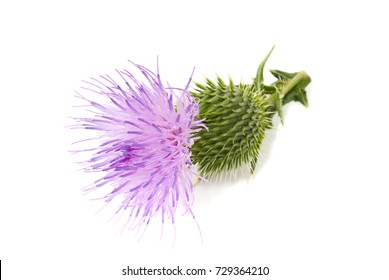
(191, 47, 311, 177)
(191, 79, 273, 175)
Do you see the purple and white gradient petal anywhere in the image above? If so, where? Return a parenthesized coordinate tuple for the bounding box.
(71, 61, 205, 230)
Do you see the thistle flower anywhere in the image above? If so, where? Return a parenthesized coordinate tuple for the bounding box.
(71, 62, 205, 230)
(191, 47, 311, 177)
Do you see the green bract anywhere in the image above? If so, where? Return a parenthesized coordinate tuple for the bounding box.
(191, 47, 311, 177)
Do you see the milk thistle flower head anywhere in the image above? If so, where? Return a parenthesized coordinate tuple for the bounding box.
(71, 61, 205, 230)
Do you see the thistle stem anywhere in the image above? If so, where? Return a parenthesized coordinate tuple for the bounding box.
(278, 70, 309, 99)
(262, 69, 311, 123)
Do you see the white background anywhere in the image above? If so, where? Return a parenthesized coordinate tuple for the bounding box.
(1, 0, 388, 279)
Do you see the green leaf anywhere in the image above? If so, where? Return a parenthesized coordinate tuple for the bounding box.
(254, 45, 275, 90)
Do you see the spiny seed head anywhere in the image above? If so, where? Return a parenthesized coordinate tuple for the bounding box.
(191, 78, 273, 177)
(191, 47, 311, 178)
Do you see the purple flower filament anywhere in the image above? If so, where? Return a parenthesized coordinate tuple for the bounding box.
(72, 61, 205, 232)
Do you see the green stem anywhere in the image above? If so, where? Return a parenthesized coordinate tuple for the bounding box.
(270, 69, 311, 106)
(263, 69, 311, 123)
(278, 71, 309, 99)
